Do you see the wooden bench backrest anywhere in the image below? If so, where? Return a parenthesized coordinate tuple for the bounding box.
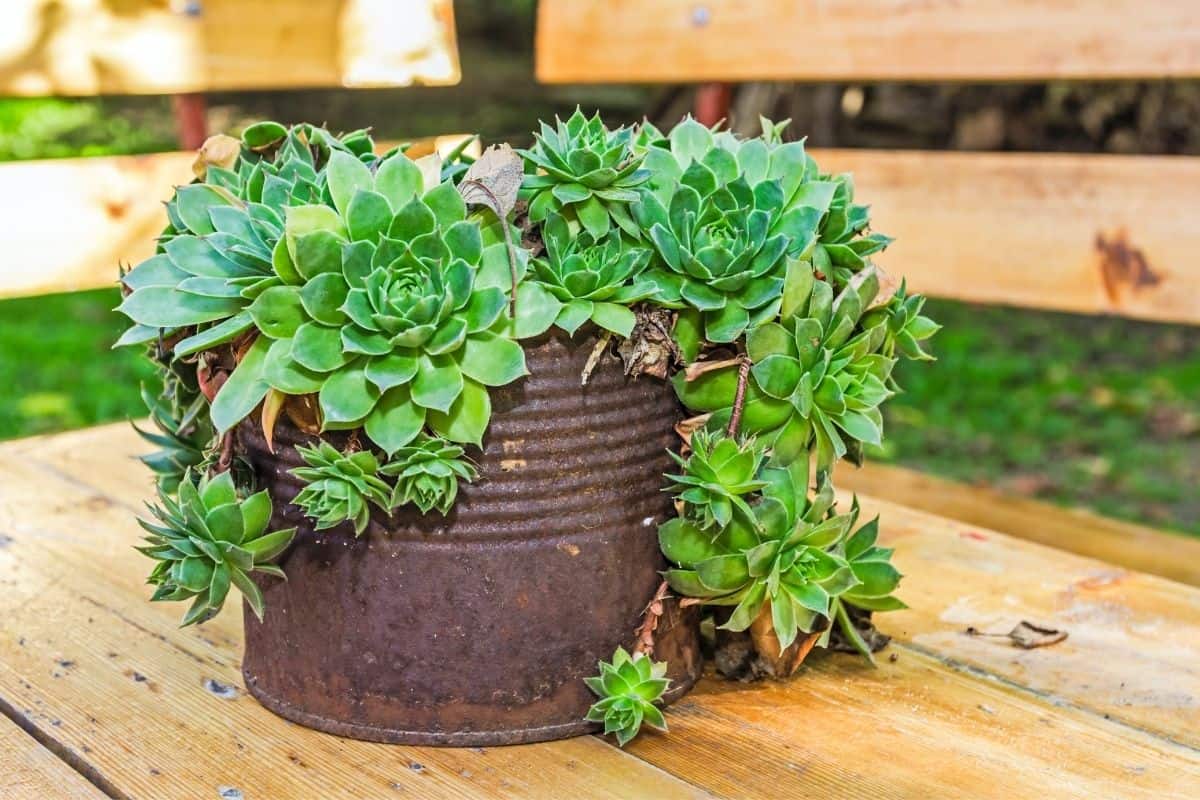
(0, 0, 461, 300)
(536, 0, 1200, 326)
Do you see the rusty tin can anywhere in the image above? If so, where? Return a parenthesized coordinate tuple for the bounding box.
(237, 331, 702, 745)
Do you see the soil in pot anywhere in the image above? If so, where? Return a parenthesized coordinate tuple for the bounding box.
(236, 330, 703, 746)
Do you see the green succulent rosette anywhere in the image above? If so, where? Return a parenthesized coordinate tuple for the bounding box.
(659, 462, 862, 652)
(380, 434, 478, 515)
(530, 214, 655, 338)
(290, 441, 392, 535)
(665, 429, 767, 532)
(519, 108, 650, 241)
(116, 123, 380, 352)
(674, 266, 894, 471)
(584, 646, 670, 747)
(825, 500, 906, 663)
(138, 469, 295, 625)
(631, 117, 836, 347)
(209, 149, 529, 454)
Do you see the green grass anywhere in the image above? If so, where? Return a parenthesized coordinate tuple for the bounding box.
(0, 97, 176, 161)
(0, 289, 156, 439)
(877, 300, 1200, 535)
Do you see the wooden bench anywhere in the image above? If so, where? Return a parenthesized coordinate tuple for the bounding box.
(537, 0, 1200, 587)
(1, 2, 1198, 797)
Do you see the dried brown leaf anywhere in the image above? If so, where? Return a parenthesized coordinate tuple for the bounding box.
(458, 144, 523, 218)
(684, 357, 742, 382)
(192, 134, 241, 179)
(965, 620, 1068, 649)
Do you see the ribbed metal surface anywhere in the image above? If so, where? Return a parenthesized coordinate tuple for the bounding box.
(238, 330, 702, 745)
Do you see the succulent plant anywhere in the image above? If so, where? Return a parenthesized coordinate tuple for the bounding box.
(215, 149, 529, 453)
(584, 646, 670, 746)
(674, 265, 894, 470)
(380, 434, 478, 515)
(860, 279, 940, 365)
(810, 172, 893, 286)
(116, 123, 376, 349)
(631, 117, 840, 346)
(665, 429, 768, 532)
(520, 108, 650, 241)
(134, 356, 215, 493)
(659, 463, 860, 652)
(138, 469, 295, 625)
(530, 214, 654, 337)
(824, 502, 906, 664)
(290, 441, 392, 534)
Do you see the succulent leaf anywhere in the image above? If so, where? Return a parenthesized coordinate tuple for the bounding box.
(290, 441, 392, 535)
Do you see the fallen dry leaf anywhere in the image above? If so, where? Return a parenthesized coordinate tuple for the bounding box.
(966, 620, 1068, 649)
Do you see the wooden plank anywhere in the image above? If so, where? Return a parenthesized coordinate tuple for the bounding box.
(0, 0, 459, 95)
(840, 461, 1200, 588)
(812, 148, 1200, 325)
(630, 652, 1200, 800)
(2, 426, 1199, 797)
(14, 423, 1200, 745)
(853, 492, 1200, 748)
(536, 0, 1200, 83)
(0, 135, 478, 300)
(0, 461, 710, 798)
(0, 715, 107, 800)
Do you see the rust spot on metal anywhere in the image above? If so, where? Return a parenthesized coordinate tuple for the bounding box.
(1095, 229, 1162, 305)
(237, 330, 701, 746)
(498, 458, 526, 472)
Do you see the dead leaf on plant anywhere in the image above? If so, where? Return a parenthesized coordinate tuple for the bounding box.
(458, 144, 523, 218)
(965, 620, 1068, 649)
(684, 357, 741, 382)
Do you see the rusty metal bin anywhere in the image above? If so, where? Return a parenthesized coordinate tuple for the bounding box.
(237, 331, 702, 745)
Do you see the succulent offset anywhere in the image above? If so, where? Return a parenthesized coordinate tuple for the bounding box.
(290, 441, 392, 535)
(674, 265, 897, 470)
(660, 455, 871, 651)
(584, 647, 670, 747)
(665, 429, 768, 532)
(138, 470, 295, 625)
(530, 214, 655, 337)
(380, 434, 478, 515)
(520, 108, 650, 240)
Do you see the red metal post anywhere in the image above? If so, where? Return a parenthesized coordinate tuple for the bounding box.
(694, 82, 732, 127)
(172, 94, 208, 150)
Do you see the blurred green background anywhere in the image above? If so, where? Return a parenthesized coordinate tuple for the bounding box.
(1, 2, 1196, 536)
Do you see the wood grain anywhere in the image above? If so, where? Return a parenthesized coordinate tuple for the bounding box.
(840, 461, 1200, 587)
(2, 423, 1199, 798)
(1, 0, 459, 95)
(0, 715, 106, 800)
(852, 492, 1200, 748)
(0, 135, 478, 300)
(536, 0, 1200, 83)
(811, 148, 1200, 325)
(0, 456, 710, 799)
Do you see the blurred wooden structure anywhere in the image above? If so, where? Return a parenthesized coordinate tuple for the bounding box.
(0, 0, 460, 95)
(536, 0, 1200, 577)
(0, 0, 463, 300)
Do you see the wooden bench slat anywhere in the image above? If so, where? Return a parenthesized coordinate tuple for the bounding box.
(0, 456, 710, 799)
(0, 136, 478, 300)
(7, 148, 1198, 325)
(537, 0, 1200, 83)
(1, 0, 459, 96)
(814, 148, 1200, 325)
(0, 716, 107, 799)
(3, 423, 1199, 800)
(841, 461, 1200, 588)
